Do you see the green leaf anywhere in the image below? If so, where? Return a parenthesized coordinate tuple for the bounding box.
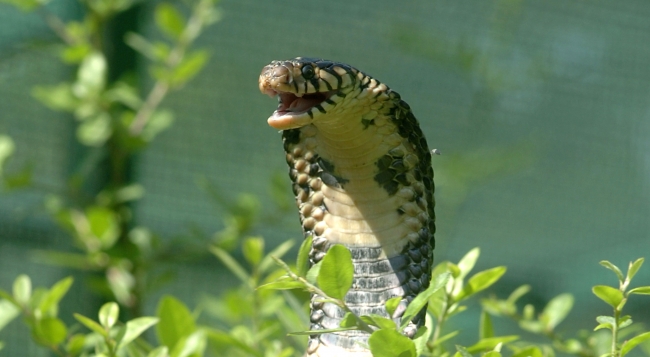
(243, 237, 264, 266)
(386, 296, 402, 318)
(512, 346, 543, 357)
(506, 284, 531, 305)
(339, 312, 358, 328)
(288, 326, 358, 335)
(37, 276, 73, 316)
(455, 345, 473, 357)
(74, 313, 106, 336)
(400, 272, 450, 330)
(361, 314, 396, 330)
(480, 310, 494, 339)
(457, 248, 480, 279)
(628, 286, 650, 295)
(592, 285, 624, 308)
(541, 293, 573, 330)
(368, 329, 416, 357)
(118, 317, 159, 349)
(621, 331, 650, 357)
(64, 334, 85, 355)
(413, 315, 432, 355)
(0, 0, 48, 11)
(306, 261, 322, 284)
(619, 315, 633, 329)
(210, 246, 250, 284)
(34, 317, 67, 346)
(141, 109, 175, 141)
(156, 295, 196, 349)
(99, 302, 119, 329)
(206, 328, 261, 356)
(170, 330, 205, 357)
(13, 275, 31, 307)
(74, 52, 107, 98)
(258, 239, 295, 274)
(594, 315, 615, 331)
(155, 2, 185, 39)
(296, 236, 313, 277)
(86, 206, 120, 248)
(0, 299, 20, 331)
(257, 276, 305, 291)
(77, 113, 113, 147)
(466, 336, 519, 353)
(600, 261, 624, 283)
(170, 50, 210, 86)
(317, 245, 353, 300)
(32, 83, 78, 112)
(148, 346, 169, 357)
(0, 135, 15, 177)
(627, 258, 644, 282)
(4, 165, 33, 189)
(432, 330, 460, 347)
(455, 267, 506, 301)
(61, 44, 92, 64)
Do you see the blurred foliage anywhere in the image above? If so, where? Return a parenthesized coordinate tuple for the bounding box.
(0, 0, 222, 319)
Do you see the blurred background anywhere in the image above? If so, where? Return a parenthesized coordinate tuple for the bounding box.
(1, 0, 649, 355)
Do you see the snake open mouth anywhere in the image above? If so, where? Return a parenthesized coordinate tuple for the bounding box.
(266, 90, 336, 130)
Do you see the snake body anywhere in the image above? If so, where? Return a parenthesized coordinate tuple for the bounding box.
(259, 57, 435, 357)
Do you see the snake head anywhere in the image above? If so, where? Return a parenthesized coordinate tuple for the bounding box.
(259, 57, 358, 130)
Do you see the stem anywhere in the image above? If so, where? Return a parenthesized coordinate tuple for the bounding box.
(272, 257, 375, 334)
(611, 309, 620, 357)
(128, 0, 211, 135)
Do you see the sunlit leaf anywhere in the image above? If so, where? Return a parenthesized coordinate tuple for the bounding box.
(339, 312, 358, 328)
(118, 317, 159, 349)
(368, 329, 416, 357)
(86, 206, 120, 248)
(155, 2, 185, 39)
(457, 248, 480, 279)
(306, 261, 322, 285)
(455, 267, 506, 301)
(627, 258, 644, 282)
(592, 285, 624, 308)
(621, 331, 650, 357)
(466, 336, 518, 353)
(506, 284, 531, 305)
(32, 83, 78, 112)
(205, 329, 260, 356)
(73, 52, 107, 98)
(156, 296, 196, 349)
(431, 330, 459, 347)
(288, 326, 357, 335)
(148, 346, 170, 357)
(0, 135, 15, 178)
(413, 315, 432, 356)
(455, 345, 472, 357)
(361, 314, 396, 330)
(257, 277, 305, 291)
(512, 346, 543, 357)
(296, 236, 313, 277)
(36, 276, 73, 317)
(317, 245, 353, 300)
(99, 302, 119, 329)
(12, 275, 31, 307)
(541, 293, 573, 330)
(386, 296, 402, 318)
(594, 315, 615, 331)
(628, 286, 650, 295)
(0, 299, 20, 330)
(170, 330, 206, 357)
(600, 261, 624, 283)
(401, 272, 450, 330)
(74, 313, 106, 336)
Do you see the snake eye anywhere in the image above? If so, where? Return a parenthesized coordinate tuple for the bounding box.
(301, 64, 315, 79)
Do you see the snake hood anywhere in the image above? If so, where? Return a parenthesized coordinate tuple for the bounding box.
(260, 57, 435, 357)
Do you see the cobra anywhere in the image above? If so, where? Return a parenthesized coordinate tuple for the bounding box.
(259, 57, 435, 357)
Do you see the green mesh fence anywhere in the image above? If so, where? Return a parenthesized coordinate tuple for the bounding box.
(1, 0, 650, 354)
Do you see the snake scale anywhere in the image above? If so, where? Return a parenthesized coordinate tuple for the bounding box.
(259, 57, 435, 357)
